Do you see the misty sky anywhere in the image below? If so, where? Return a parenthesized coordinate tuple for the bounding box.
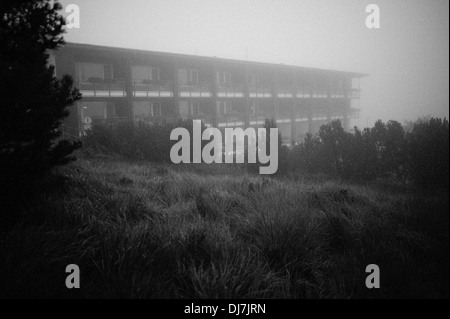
(59, 0, 449, 127)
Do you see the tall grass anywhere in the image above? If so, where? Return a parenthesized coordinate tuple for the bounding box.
(0, 152, 448, 298)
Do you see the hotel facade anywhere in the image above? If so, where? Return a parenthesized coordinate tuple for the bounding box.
(52, 43, 366, 145)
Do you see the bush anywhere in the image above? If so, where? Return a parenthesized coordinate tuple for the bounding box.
(407, 118, 449, 188)
(288, 118, 448, 188)
(83, 120, 207, 163)
(83, 117, 449, 189)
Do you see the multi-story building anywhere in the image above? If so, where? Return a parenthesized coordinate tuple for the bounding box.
(52, 43, 367, 145)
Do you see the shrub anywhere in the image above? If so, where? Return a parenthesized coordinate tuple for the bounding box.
(83, 120, 207, 163)
(288, 117, 448, 188)
(406, 117, 449, 188)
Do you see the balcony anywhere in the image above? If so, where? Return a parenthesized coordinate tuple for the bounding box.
(349, 108, 361, 118)
(349, 89, 361, 99)
(76, 77, 126, 98)
(134, 115, 179, 126)
(296, 88, 311, 98)
(178, 114, 215, 127)
(276, 118, 293, 124)
(217, 113, 246, 127)
(80, 116, 131, 133)
(330, 91, 345, 98)
(249, 111, 276, 126)
(217, 86, 245, 98)
(294, 115, 310, 123)
(248, 87, 272, 98)
(311, 106, 329, 120)
(133, 80, 173, 98)
(179, 82, 212, 98)
(311, 88, 328, 99)
(277, 88, 294, 99)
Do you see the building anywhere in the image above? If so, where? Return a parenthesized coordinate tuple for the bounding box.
(51, 43, 367, 145)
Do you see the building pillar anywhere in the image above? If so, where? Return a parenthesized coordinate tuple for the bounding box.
(271, 69, 279, 121)
(244, 65, 250, 127)
(211, 63, 218, 127)
(343, 77, 350, 131)
(125, 57, 134, 122)
(291, 71, 297, 145)
(172, 59, 180, 119)
(308, 85, 314, 134)
(327, 75, 332, 122)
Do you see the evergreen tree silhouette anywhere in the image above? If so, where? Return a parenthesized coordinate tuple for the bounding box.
(0, 0, 81, 183)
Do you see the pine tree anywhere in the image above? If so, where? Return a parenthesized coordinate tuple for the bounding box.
(0, 0, 81, 183)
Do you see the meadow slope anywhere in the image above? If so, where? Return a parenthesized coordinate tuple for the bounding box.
(0, 152, 448, 298)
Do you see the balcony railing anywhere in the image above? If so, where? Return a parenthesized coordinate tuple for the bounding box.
(179, 82, 212, 98)
(311, 89, 328, 98)
(177, 114, 216, 127)
(217, 113, 246, 127)
(248, 87, 272, 98)
(349, 89, 361, 99)
(79, 117, 131, 133)
(330, 91, 345, 98)
(217, 86, 245, 98)
(349, 108, 361, 118)
(296, 88, 312, 98)
(134, 115, 180, 126)
(277, 88, 294, 98)
(249, 113, 276, 126)
(76, 77, 126, 98)
(132, 80, 173, 97)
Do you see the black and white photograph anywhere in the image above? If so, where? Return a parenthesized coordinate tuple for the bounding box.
(0, 0, 448, 304)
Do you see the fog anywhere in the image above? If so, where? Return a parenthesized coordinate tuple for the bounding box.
(59, 0, 449, 127)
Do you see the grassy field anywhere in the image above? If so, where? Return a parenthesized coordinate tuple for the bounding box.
(0, 151, 448, 298)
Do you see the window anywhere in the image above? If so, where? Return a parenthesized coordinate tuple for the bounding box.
(179, 101, 199, 117)
(225, 101, 232, 114)
(152, 68, 160, 82)
(179, 69, 198, 86)
(279, 104, 291, 117)
(297, 75, 313, 93)
(106, 102, 115, 118)
(217, 72, 231, 86)
(104, 64, 113, 80)
(152, 102, 162, 117)
(316, 77, 328, 94)
(76, 62, 113, 83)
(223, 72, 231, 85)
(248, 74, 259, 87)
(80, 102, 107, 121)
(132, 66, 160, 84)
(215, 72, 220, 85)
(115, 102, 128, 118)
(249, 100, 259, 115)
(188, 70, 198, 86)
(132, 66, 149, 83)
(217, 101, 233, 115)
(134, 101, 150, 120)
(134, 101, 162, 121)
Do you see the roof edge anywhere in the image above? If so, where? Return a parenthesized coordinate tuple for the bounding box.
(59, 42, 369, 78)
